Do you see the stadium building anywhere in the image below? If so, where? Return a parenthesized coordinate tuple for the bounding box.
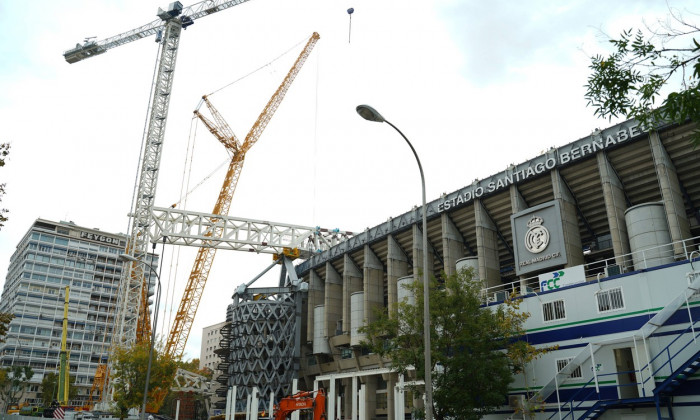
(0, 219, 157, 407)
(219, 117, 700, 419)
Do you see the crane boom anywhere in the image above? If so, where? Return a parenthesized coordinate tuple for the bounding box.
(63, 0, 253, 63)
(137, 32, 320, 412)
(165, 31, 321, 360)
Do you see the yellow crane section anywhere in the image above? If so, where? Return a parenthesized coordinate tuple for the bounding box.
(147, 32, 319, 412)
(165, 31, 320, 360)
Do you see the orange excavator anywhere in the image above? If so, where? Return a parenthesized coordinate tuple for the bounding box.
(273, 389, 326, 420)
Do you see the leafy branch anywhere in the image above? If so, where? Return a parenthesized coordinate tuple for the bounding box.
(585, 10, 700, 145)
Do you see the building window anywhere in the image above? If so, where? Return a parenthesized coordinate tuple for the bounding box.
(556, 358, 582, 379)
(340, 348, 353, 359)
(542, 299, 566, 322)
(596, 287, 624, 313)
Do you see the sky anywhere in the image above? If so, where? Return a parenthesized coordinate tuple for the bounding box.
(0, 0, 697, 360)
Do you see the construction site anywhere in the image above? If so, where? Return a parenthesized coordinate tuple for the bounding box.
(2, 1, 700, 420)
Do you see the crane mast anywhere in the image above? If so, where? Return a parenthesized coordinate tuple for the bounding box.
(64, 0, 255, 409)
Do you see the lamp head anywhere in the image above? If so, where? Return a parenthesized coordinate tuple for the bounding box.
(356, 105, 385, 123)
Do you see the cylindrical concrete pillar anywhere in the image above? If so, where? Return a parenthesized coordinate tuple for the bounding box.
(625, 202, 674, 269)
(455, 256, 479, 280)
(350, 291, 365, 346)
(313, 305, 330, 354)
(397, 276, 415, 306)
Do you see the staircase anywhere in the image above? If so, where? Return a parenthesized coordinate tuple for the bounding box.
(654, 347, 700, 396)
(539, 268, 700, 419)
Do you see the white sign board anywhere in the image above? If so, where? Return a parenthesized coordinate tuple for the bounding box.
(538, 264, 586, 292)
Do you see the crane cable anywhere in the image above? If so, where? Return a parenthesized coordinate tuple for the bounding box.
(161, 34, 318, 331)
(176, 34, 312, 205)
(312, 44, 321, 225)
(162, 114, 202, 336)
(201, 35, 310, 101)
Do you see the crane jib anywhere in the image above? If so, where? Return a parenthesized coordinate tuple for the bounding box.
(62, 0, 253, 64)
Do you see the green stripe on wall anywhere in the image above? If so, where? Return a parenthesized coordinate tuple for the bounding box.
(527, 301, 700, 334)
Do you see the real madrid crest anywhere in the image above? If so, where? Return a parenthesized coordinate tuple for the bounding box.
(524, 215, 549, 254)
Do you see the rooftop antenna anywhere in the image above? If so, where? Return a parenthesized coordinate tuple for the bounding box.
(347, 7, 354, 43)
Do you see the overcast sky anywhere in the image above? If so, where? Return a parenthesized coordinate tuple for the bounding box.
(1, 0, 696, 360)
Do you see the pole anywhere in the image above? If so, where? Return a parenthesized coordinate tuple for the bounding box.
(141, 265, 161, 420)
(57, 286, 70, 404)
(119, 254, 161, 420)
(355, 105, 433, 420)
(383, 120, 433, 420)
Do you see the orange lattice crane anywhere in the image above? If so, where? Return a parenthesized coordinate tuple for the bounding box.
(146, 32, 320, 412)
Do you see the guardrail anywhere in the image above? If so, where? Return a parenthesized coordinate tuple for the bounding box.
(480, 235, 700, 305)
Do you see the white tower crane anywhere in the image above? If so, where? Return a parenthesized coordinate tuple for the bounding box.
(64, 0, 255, 407)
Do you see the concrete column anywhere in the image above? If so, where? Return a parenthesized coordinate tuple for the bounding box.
(597, 152, 631, 267)
(359, 384, 366, 420)
(385, 372, 396, 420)
(291, 380, 299, 420)
(396, 375, 405, 420)
(510, 184, 528, 213)
(250, 386, 258, 420)
(474, 198, 501, 288)
(364, 245, 384, 324)
(412, 223, 434, 284)
(551, 168, 585, 268)
(325, 263, 343, 337)
(441, 213, 465, 277)
(363, 376, 377, 420)
(329, 377, 336, 420)
(307, 270, 324, 343)
(650, 131, 691, 255)
(352, 376, 358, 420)
(387, 235, 409, 315)
(343, 255, 363, 335)
(342, 378, 353, 420)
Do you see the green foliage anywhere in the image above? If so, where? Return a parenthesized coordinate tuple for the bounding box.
(40, 372, 78, 406)
(0, 143, 9, 230)
(0, 366, 34, 412)
(585, 13, 700, 146)
(361, 269, 540, 420)
(0, 313, 14, 343)
(111, 342, 178, 418)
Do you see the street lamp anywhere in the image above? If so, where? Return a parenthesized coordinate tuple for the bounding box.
(119, 253, 162, 420)
(355, 104, 434, 420)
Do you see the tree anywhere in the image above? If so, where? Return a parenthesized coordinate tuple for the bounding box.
(111, 343, 178, 419)
(0, 313, 13, 343)
(40, 372, 78, 406)
(0, 366, 34, 412)
(585, 10, 700, 145)
(360, 269, 544, 420)
(0, 143, 9, 230)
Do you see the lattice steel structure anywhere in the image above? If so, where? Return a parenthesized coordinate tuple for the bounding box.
(217, 257, 306, 411)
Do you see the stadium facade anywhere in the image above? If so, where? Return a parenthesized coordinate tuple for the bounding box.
(250, 118, 700, 420)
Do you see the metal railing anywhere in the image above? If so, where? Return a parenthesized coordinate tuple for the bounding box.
(546, 309, 700, 419)
(480, 235, 700, 304)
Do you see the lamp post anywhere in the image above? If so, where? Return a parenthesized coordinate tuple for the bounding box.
(119, 253, 162, 420)
(355, 104, 433, 420)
